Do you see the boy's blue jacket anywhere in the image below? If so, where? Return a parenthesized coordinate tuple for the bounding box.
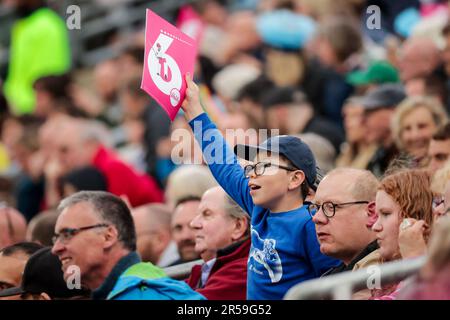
(189, 113, 340, 300)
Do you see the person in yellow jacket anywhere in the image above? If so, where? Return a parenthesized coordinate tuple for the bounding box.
(0, 143, 10, 172)
(3, 0, 70, 115)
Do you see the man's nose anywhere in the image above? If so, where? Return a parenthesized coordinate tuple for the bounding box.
(51, 239, 64, 255)
(179, 227, 192, 240)
(312, 207, 328, 225)
(409, 127, 422, 140)
(189, 214, 202, 229)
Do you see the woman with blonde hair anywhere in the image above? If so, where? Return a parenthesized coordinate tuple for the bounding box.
(336, 96, 378, 169)
(371, 169, 434, 299)
(391, 96, 447, 165)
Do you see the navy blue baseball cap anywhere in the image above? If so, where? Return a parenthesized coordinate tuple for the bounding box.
(234, 135, 317, 186)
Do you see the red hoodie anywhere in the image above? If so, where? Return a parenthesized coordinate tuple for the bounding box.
(92, 145, 164, 206)
(186, 238, 250, 300)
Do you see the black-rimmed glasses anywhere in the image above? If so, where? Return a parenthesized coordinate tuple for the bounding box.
(244, 162, 297, 178)
(308, 201, 369, 218)
(52, 223, 109, 244)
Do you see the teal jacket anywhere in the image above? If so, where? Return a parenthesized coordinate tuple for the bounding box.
(92, 252, 205, 300)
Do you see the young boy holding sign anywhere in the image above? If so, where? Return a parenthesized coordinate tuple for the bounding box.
(181, 75, 339, 300)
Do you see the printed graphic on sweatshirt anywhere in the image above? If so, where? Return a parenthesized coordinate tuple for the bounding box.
(249, 228, 283, 283)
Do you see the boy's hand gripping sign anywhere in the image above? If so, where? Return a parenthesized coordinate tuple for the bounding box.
(141, 9, 197, 120)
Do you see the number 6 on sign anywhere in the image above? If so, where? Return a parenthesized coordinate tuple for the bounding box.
(141, 9, 197, 120)
(148, 33, 182, 106)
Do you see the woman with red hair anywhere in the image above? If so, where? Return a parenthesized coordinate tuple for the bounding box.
(371, 169, 434, 299)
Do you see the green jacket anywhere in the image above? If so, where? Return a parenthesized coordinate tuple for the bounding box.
(4, 7, 70, 114)
(91, 252, 205, 300)
(107, 262, 206, 300)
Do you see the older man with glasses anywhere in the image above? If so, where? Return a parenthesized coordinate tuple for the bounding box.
(308, 168, 381, 299)
(51, 191, 205, 300)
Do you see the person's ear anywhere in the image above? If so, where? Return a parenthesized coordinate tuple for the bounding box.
(231, 218, 249, 241)
(288, 170, 305, 190)
(40, 292, 51, 300)
(366, 201, 378, 229)
(103, 225, 119, 249)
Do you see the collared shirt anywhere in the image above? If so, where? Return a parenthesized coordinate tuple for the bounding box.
(200, 258, 216, 288)
(91, 251, 140, 300)
(199, 240, 249, 289)
(185, 238, 251, 300)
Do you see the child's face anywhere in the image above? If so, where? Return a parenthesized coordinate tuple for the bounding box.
(247, 152, 294, 210)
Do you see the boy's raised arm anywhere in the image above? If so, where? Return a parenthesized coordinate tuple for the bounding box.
(180, 74, 254, 214)
(181, 74, 205, 122)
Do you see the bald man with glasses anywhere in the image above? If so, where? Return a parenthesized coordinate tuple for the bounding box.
(309, 168, 382, 299)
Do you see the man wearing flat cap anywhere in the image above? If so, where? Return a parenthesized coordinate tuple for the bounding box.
(361, 84, 406, 176)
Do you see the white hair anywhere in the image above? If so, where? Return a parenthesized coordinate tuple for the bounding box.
(296, 133, 336, 173)
(212, 63, 261, 101)
(165, 165, 218, 207)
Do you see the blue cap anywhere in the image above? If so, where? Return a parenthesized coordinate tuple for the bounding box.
(234, 135, 317, 186)
(256, 10, 317, 50)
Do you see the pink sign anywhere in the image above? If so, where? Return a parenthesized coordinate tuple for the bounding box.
(141, 9, 197, 121)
